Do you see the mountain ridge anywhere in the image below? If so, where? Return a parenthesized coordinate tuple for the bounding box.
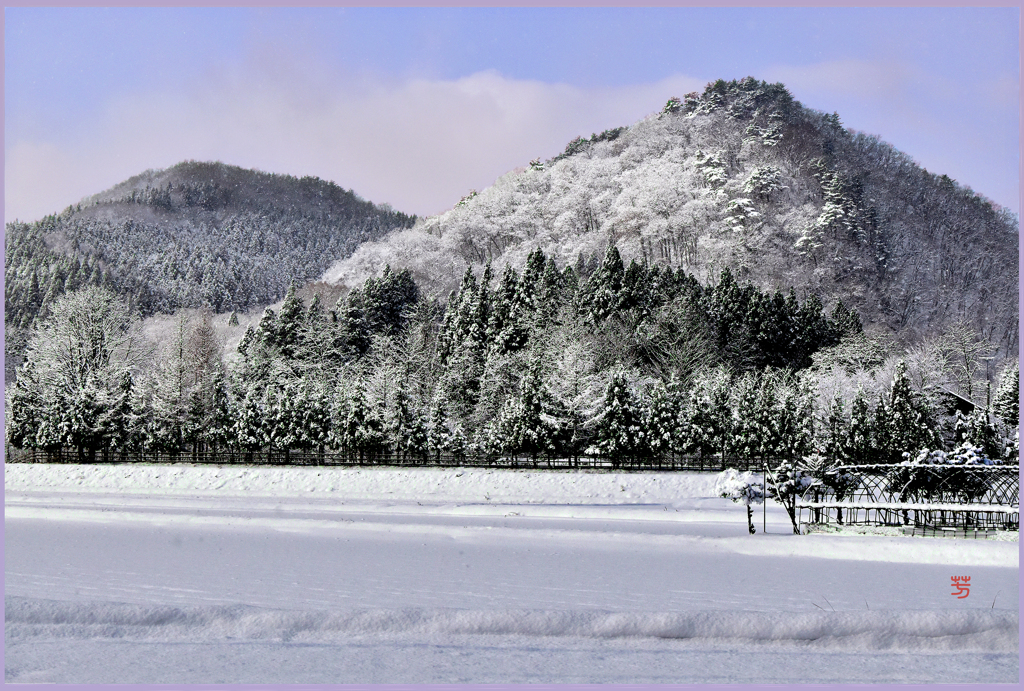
(323, 77, 1018, 353)
(4, 160, 417, 325)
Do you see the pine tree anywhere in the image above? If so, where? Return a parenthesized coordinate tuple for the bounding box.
(777, 377, 816, 459)
(488, 265, 529, 354)
(337, 290, 370, 358)
(338, 381, 386, 458)
(276, 284, 305, 358)
(618, 260, 651, 320)
(254, 307, 279, 349)
(237, 325, 256, 356)
(390, 386, 428, 461)
(519, 248, 547, 313)
(439, 267, 481, 364)
(829, 299, 862, 338)
(793, 293, 834, 367)
(729, 372, 762, 460)
(536, 257, 564, 327)
(590, 371, 644, 464)
(475, 262, 493, 345)
(643, 377, 682, 458)
(263, 382, 296, 456)
(297, 292, 345, 378)
(362, 265, 420, 335)
(683, 367, 734, 463)
(820, 397, 849, 463)
(233, 382, 268, 453)
(182, 384, 210, 455)
(954, 410, 1001, 459)
(62, 381, 106, 462)
(992, 360, 1019, 428)
(491, 362, 566, 460)
(5, 362, 42, 450)
(846, 388, 874, 464)
(874, 361, 938, 462)
(577, 245, 624, 325)
(204, 370, 234, 451)
(426, 396, 452, 461)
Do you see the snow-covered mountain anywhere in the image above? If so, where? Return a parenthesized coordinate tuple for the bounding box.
(324, 78, 1018, 350)
(4, 161, 416, 323)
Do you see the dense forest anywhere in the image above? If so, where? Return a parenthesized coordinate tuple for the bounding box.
(7, 248, 1018, 468)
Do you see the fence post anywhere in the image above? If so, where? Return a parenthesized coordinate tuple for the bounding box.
(762, 462, 766, 534)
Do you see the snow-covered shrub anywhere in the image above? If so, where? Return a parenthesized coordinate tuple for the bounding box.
(904, 443, 1001, 466)
(714, 468, 765, 534)
(890, 443, 1004, 505)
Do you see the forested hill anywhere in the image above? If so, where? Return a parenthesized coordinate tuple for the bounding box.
(326, 77, 1019, 353)
(4, 161, 417, 326)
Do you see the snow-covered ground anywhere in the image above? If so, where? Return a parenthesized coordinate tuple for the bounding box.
(5, 463, 1019, 683)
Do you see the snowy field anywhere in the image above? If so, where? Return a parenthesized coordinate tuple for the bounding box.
(5, 463, 1019, 683)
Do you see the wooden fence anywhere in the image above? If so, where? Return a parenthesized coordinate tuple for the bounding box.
(5, 446, 773, 472)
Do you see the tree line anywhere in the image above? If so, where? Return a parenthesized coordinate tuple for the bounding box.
(6, 245, 1018, 468)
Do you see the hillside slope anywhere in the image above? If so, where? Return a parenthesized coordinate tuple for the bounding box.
(324, 78, 1018, 352)
(4, 161, 416, 325)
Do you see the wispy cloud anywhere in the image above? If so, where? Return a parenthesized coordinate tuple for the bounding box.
(4, 59, 703, 223)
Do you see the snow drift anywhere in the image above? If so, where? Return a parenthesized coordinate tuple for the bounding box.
(7, 596, 1016, 652)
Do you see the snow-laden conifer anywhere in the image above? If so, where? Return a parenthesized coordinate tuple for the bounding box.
(589, 370, 644, 463)
(873, 361, 939, 463)
(992, 360, 1019, 428)
(642, 377, 682, 458)
(276, 284, 304, 358)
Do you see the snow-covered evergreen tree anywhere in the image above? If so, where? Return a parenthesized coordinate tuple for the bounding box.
(389, 386, 428, 461)
(490, 362, 567, 460)
(276, 284, 305, 358)
(233, 382, 268, 453)
(845, 388, 874, 464)
(683, 366, 733, 462)
(589, 371, 644, 463)
(5, 362, 43, 451)
(873, 361, 939, 463)
(992, 360, 1019, 428)
(642, 377, 682, 458)
(337, 381, 386, 458)
(426, 396, 453, 461)
(576, 245, 624, 326)
(953, 410, 1000, 460)
(730, 370, 779, 460)
(819, 397, 848, 463)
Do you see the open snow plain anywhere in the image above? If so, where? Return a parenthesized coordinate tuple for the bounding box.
(5, 463, 1019, 683)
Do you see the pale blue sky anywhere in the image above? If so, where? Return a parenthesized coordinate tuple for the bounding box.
(4, 6, 1019, 222)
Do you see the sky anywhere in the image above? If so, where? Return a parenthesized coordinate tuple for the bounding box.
(3, 6, 1020, 224)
